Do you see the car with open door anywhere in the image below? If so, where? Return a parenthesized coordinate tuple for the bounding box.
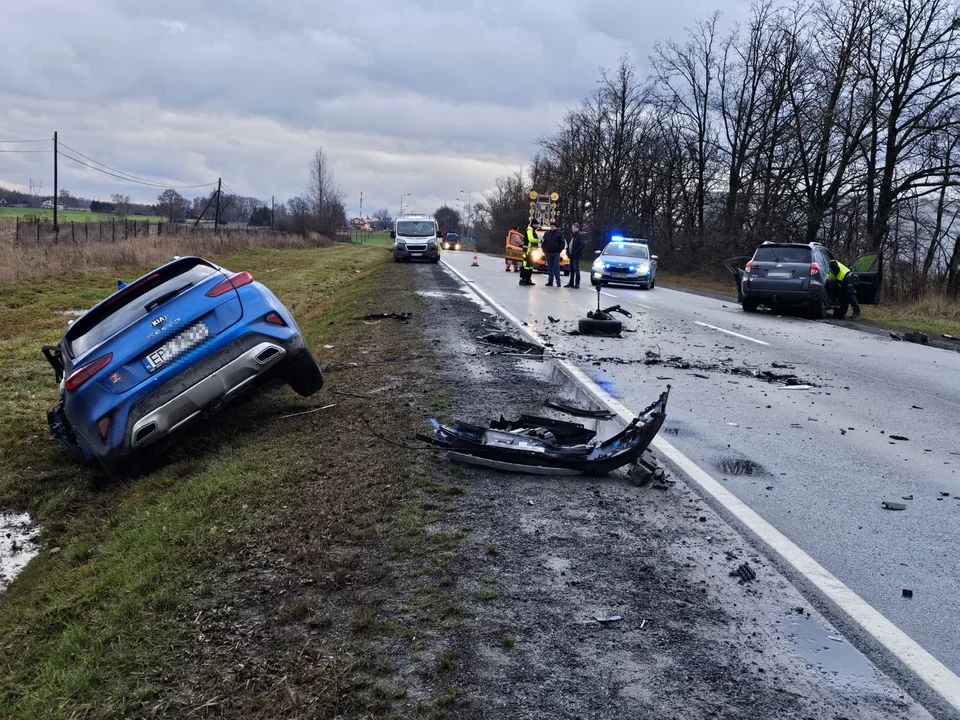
(42, 256, 324, 479)
(735, 242, 882, 318)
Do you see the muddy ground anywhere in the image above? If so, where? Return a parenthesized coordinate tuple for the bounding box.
(417, 263, 931, 719)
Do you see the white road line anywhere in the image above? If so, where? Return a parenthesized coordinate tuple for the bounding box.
(441, 257, 960, 713)
(600, 291, 618, 298)
(619, 297, 652, 309)
(695, 321, 770, 346)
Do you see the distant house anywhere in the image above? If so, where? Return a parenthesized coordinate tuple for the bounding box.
(0, 198, 7, 206)
(40, 199, 54, 209)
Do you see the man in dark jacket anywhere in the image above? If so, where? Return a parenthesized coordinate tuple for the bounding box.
(541, 221, 565, 287)
(565, 223, 585, 288)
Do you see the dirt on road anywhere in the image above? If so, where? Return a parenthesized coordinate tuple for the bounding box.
(418, 262, 930, 720)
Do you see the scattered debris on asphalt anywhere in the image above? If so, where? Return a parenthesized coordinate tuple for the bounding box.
(730, 563, 757, 584)
(902, 495, 914, 501)
(903, 589, 914, 599)
(477, 332, 544, 355)
(278, 403, 336, 420)
(547, 316, 560, 323)
(365, 311, 413, 322)
(628, 452, 667, 486)
(889, 435, 909, 441)
(544, 399, 616, 420)
(881, 501, 907, 511)
(595, 615, 622, 625)
(890, 331, 929, 344)
(417, 388, 669, 476)
(579, 286, 632, 335)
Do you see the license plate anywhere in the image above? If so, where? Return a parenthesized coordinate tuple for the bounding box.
(768, 271, 792, 278)
(411, 252, 423, 257)
(143, 322, 210, 373)
(611, 272, 631, 279)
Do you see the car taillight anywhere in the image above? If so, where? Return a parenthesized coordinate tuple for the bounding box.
(265, 311, 286, 326)
(810, 262, 821, 275)
(96, 416, 111, 440)
(745, 261, 753, 273)
(64, 353, 113, 392)
(205, 271, 254, 298)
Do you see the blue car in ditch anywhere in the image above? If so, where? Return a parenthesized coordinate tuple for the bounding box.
(42, 256, 324, 478)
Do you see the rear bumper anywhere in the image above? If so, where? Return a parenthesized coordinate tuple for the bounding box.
(129, 340, 288, 450)
(69, 331, 306, 459)
(742, 284, 819, 305)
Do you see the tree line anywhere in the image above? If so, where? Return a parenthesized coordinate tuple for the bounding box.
(483, 0, 960, 299)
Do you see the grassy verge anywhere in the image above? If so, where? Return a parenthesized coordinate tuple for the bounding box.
(0, 244, 463, 718)
(0, 208, 163, 222)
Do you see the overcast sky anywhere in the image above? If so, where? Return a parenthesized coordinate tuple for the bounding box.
(0, 0, 742, 216)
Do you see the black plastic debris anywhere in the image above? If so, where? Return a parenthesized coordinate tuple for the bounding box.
(882, 501, 907, 511)
(730, 563, 757, 584)
(903, 589, 914, 599)
(544, 399, 616, 420)
(902, 495, 914, 501)
(579, 286, 632, 335)
(547, 316, 560, 323)
(477, 332, 544, 355)
(366, 311, 412, 322)
(418, 388, 670, 476)
(890, 435, 909, 441)
(890, 331, 929, 344)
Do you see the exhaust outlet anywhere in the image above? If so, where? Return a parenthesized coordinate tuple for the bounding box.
(255, 346, 282, 364)
(134, 422, 158, 446)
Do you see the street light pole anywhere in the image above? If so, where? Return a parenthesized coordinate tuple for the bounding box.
(400, 193, 411, 217)
(459, 189, 471, 242)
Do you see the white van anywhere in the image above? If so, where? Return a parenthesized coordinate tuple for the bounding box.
(391, 215, 440, 263)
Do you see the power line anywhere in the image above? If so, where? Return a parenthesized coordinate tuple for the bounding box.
(58, 141, 216, 190)
(0, 149, 52, 153)
(0, 138, 49, 143)
(58, 150, 217, 190)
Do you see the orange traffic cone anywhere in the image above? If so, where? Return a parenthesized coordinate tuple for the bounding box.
(471, 249, 479, 267)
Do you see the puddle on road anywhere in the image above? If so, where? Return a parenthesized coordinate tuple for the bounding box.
(782, 614, 877, 683)
(1, 511, 41, 592)
(717, 458, 765, 476)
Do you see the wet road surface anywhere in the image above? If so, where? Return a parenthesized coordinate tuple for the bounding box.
(442, 251, 960, 681)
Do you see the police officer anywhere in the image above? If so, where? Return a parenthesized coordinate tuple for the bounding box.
(828, 259, 860, 319)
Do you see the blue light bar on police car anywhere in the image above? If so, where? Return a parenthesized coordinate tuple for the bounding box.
(611, 234, 625, 242)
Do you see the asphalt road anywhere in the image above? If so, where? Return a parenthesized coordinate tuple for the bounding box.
(442, 251, 960, 680)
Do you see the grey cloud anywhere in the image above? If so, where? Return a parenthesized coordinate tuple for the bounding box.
(0, 0, 733, 215)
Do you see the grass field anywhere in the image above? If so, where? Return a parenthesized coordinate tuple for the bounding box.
(0, 244, 463, 718)
(0, 207, 163, 223)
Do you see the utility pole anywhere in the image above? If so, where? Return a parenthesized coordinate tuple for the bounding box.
(359, 191, 363, 222)
(53, 131, 58, 228)
(271, 195, 275, 229)
(215, 178, 221, 229)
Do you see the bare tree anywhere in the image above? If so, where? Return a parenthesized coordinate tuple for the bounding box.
(373, 207, 393, 229)
(111, 193, 131, 219)
(308, 147, 347, 235)
(157, 189, 186, 223)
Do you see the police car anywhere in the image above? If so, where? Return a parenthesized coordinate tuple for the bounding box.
(590, 236, 658, 289)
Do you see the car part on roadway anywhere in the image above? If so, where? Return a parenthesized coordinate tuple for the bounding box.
(544, 399, 617, 420)
(579, 285, 633, 335)
(416, 387, 669, 476)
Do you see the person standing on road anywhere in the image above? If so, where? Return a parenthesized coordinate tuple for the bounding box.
(565, 222, 585, 288)
(828, 260, 860, 319)
(541, 221, 565, 287)
(526, 219, 540, 253)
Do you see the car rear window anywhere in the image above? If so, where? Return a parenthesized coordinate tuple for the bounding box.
(65, 259, 219, 357)
(753, 246, 811, 263)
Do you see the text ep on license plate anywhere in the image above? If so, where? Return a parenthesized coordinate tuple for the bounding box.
(142, 322, 211, 372)
(611, 272, 630, 279)
(411, 252, 423, 257)
(768, 271, 792, 278)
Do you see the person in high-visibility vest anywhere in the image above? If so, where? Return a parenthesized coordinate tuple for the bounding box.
(519, 221, 538, 286)
(828, 260, 860, 319)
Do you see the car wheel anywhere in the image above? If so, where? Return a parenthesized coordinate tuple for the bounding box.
(742, 298, 759, 313)
(394, 255, 400, 263)
(579, 316, 622, 335)
(285, 349, 325, 397)
(809, 290, 828, 319)
(650, 275, 656, 289)
(95, 454, 137, 485)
